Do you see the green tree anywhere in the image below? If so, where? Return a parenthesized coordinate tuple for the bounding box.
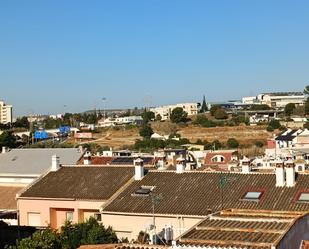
(139, 124, 153, 139)
(214, 108, 228, 120)
(250, 104, 271, 111)
(304, 85, 309, 95)
(141, 111, 155, 123)
(14, 116, 30, 129)
(284, 103, 296, 116)
(268, 119, 281, 130)
(227, 138, 239, 148)
(210, 105, 221, 116)
(155, 114, 162, 121)
(13, 227, 61, 249)
(200, 95, 208, 113)
(12, 217, 118, 249)
(255, 140, 264, 148)
(170, 107, 188, 123)
(0, 131, 17, 148)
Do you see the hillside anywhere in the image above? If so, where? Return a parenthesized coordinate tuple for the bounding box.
(78, 122, 273, 149)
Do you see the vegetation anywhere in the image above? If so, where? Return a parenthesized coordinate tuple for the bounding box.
(284, 103, 296, 116)
(249, 104, 271, 111)
(214, 108, 228, 120)
(134, 137, 190, 152)
(141, 111, 155, 123)
(0, 131, 17, 148)
(267, 119, 281, 131)
(139, 124, 154, 139)
(11, 217, 118, 249)
(255, 140, 264, 148)
(200, 95, 208, 113)
(170, 107, 188, 123)
(227, 138, 239, 148)
(209, 105, 221, 116)
(303, 122, 309, 129)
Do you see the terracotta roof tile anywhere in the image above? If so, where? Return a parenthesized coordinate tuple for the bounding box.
(103, 171, 309, 216)
(0, 186, 24, 210)
(20, 166, 134, 200)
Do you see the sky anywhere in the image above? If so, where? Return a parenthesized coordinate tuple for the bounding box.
(1, 0, 309, 116)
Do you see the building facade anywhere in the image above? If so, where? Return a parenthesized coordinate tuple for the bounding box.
(0, 100, 13, 124)
(150, 103, 199, 121)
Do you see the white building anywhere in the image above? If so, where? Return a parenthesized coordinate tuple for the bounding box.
(242, 92, 305, 108)
(150, 103, 199, 121)
(0, 100, 13, 124)
(97, 116, 143, 127)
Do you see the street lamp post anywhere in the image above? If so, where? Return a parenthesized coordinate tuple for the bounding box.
(102, 97, 107, 119)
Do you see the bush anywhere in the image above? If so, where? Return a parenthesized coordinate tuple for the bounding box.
(268, 119, 281, 130)
(227, 138, 239, 148)
(139, 125, 153, 139)
(255, 140, 264, 148)
(214, 108, 228, 120)
(210, 105, 221, 116)
(284, 103, 296, 116)
(267, 125, 274, 132)
(12, 218, 117, 249)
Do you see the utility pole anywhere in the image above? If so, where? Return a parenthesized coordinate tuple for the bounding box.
(151, 192, 163, 245)
(102, 97, 107, 119)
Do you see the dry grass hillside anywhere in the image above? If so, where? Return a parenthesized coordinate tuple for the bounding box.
(78, 122, 274, 149)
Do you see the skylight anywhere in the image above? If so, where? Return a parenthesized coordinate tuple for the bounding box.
(298, 193, 309, 202)
(132, 186, 155, 196)
(242, 191, 263, 201)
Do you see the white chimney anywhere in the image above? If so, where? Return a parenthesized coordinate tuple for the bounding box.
(275, 160, 285, 187)
(134, 157, 144, 180)
(241, 157, 251, 173)
(176, 156, 186, 174)
(2, 146, 7, 154)
(83, 152, 91, 165)
(51, 155, 60, 172)
(285, 160, 296, 187)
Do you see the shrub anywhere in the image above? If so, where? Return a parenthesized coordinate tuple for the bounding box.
(214, 108, 228, 120)
(227, 138, 239, 148)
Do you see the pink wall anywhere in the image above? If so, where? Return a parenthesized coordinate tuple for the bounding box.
(18, 199, 103, 229)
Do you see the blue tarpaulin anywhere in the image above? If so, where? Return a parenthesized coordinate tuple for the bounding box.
(34, 131, 49, 139)
(59, 126, 70, 134)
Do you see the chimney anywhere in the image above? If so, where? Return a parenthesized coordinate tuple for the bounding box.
(285, 160, 296, 187)
(2, 146, 7, 154)
(241, 157, 251, 173)
(83, 152, 91, 165)
(51, 155, 60, 172)
(134, 157, 144, 180)
(275, 159, 285, 187)
(176, 156, 186, 174)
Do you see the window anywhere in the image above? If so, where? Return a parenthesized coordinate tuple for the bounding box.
(66, 211, 74, 222)
(211, 155, 225, 163)
(132, 185, 155, 196)
(298, 193, 309, 202)
(28, 212, 41, 227)
(242, 191, 263, 201)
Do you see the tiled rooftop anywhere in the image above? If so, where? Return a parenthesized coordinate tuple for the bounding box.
(176, 209, 304, 249)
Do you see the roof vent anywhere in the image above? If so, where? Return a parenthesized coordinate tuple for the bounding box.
(134, 157, 144, 180)
(176, 155, 186, 174)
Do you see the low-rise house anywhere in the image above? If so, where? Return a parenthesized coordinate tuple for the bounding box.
(101, 159, 309, 243)
(174, 209, 309, 249)
(0, 147, 83, 184)
(17, 162, 134, 229)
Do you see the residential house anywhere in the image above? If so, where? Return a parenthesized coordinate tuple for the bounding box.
(17, 163, 134, 229)
(101, 159, 309, 243)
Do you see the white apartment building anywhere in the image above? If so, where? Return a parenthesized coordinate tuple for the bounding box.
(242, 92, 305, 108)
(0, 101, 13, 124)
(97, 116, 143, 127)
(150, 102, 199, 120)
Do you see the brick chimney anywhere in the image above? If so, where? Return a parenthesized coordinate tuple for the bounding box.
(134, 157, 144, 180)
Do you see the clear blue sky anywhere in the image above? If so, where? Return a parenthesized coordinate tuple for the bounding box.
(1, 0, 309, 116)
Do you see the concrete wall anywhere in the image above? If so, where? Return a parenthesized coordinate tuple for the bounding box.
(18, 199, 103, 229)
(102, 213, 202, 242)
